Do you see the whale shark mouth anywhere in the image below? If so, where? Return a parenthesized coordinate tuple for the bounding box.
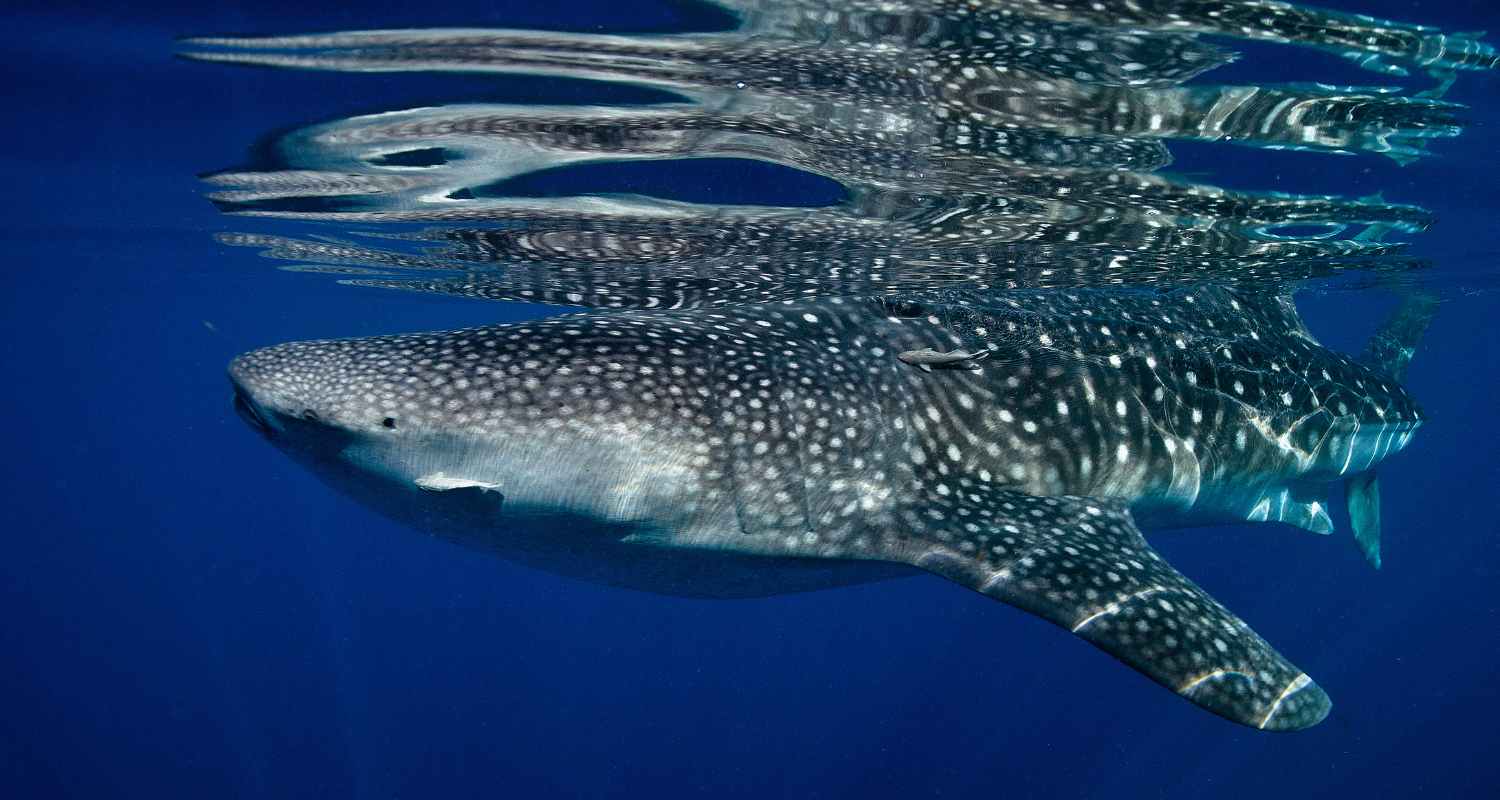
(232, 384, 275, 438)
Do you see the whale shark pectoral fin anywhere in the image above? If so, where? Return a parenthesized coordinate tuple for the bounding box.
(1346, 472, 1382, 569)
(893, 490, 1329, 731)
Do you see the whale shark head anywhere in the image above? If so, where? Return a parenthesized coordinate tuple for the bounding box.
(227, 311, 771, 549)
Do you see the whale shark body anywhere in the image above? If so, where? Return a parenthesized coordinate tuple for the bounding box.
(230, 286, 1426, 730)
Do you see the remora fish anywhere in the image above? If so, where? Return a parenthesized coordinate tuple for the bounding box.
(229, 286, 1426, 730)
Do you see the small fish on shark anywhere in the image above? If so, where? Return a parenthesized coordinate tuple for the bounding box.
(897, 347, 991, 371)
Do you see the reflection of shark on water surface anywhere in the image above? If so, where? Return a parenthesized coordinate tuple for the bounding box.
(187, 0, 1473, 309)
(230, 286, 1429, 730)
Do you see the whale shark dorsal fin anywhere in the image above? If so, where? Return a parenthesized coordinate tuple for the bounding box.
(885, 487, 1330, 730)
(1224, 288, 1320, 344)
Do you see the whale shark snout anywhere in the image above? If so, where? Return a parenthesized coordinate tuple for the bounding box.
(229, 340, 376, 434)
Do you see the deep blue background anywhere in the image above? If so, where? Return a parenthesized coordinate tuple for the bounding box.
(2, 1, 1498, 797)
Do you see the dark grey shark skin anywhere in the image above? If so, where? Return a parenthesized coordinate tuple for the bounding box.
(230, 286, 1422, 731)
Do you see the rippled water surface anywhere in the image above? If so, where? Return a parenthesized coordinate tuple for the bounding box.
(4, 1, 1499, 797)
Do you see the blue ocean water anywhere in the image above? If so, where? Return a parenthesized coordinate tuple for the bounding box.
(3, 0, 1498, 797)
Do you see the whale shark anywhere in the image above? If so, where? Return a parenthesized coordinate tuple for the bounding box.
(229, 285, 1428, 731)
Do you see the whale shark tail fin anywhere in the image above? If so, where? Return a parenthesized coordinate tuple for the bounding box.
(893, 488, 1330, 731)
(1345, 291, 1439, 569)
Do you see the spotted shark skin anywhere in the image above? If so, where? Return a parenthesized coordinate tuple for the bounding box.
(229, 286, 1423, 730)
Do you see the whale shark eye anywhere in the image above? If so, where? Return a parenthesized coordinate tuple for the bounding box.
(382, 417, 397, 429)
